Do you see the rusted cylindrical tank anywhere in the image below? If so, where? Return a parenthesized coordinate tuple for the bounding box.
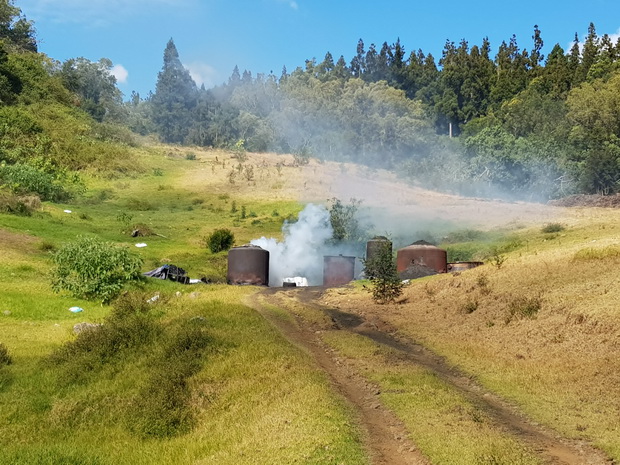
(366, 236, 393, 262)
(396, 240, 447, 274)
(323, 255, 356, 287)
(447, 261, 483, 272)
(227, 245, 269, 286)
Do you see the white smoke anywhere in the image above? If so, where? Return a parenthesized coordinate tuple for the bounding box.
(251, 203, 333, 286)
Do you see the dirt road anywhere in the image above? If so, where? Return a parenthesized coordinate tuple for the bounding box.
(248, 287, 612, 465)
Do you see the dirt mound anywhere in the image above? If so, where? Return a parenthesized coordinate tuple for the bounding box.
(548, 194, 620, 208)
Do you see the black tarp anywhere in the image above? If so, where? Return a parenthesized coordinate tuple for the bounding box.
(143, 264, 189, 284)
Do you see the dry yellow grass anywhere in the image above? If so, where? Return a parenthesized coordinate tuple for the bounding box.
(322, 206, 620, 460)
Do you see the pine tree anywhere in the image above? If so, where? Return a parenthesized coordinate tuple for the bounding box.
(529, 25, 544, 77)
(350, 39, 366, 78)
(151, 38, 198, 143)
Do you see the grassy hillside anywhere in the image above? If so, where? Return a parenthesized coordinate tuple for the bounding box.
(321, 208, 620, 462)
(0, 145, 367, 465)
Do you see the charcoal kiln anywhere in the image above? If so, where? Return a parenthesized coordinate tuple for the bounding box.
(227, 244, 269, 286)
(447, 261, 483, 272)
(396, 240, 447, 278)
(323, 255, 356, 286)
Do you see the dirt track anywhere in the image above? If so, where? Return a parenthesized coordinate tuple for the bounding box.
(248, 287, 612, 465)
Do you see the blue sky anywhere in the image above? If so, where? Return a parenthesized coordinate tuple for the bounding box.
(17, 0, 620, 99)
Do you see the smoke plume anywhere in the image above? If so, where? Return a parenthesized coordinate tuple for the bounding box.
(251, 203, 364, 286)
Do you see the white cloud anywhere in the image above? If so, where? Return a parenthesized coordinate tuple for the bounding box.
(186, 61, 217, 88)
(110, 64, 128, 84)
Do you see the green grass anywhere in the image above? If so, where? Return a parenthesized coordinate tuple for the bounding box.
(0, 146, 365, 465)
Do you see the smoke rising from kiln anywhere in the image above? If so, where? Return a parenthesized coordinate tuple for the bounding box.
(251, 203, 365, 286)
(251, 204, 333, 286)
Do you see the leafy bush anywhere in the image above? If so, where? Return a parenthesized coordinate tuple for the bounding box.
(328, 197, 365, 242)
(50, 236, 144, 303)
(205, 228, 235, 253)
(0, 162, 71, 201)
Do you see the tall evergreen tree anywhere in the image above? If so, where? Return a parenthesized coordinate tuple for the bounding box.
(151, 38, 198, 143)
(529, 25, 544, 77)
(350, 39, 366, 78)
(542, 44, 572, 97)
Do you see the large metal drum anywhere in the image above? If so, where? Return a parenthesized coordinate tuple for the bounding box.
(396, 241, 447, 274)
(323, 255, 356, 286)
(227, 245, 270, 286)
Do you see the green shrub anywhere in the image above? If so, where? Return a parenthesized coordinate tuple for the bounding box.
(541, 223, 565, 233)
(50, 236, 144, 303)
(0, 162, 71, 201)
(363, 242, 403, 304)
(0, 343, 12, 366)
(205, 228, 235, 253)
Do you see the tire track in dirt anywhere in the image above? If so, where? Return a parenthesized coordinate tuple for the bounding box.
(250, 287, 613, 465)
(247, 289, 430, 465)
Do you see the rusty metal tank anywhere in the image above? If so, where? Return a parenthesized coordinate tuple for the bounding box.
(366, 236, 393, 262)
(447, 261, 483, 272)
(396, 240, 447, 274)
(323, 255, 356, 286)
(227, 244, 269, 286)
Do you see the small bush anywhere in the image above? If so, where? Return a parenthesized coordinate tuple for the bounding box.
(50, 236, 144, 303)
(363, 242, 403, 304)
(541, 223, 565, 233)
(488, 248, 507, 269)
(0, 189, 36, 215)
(185, 152, 196, 160)
(0, 343, 12, 366)
(205, 228, 235, 253)
(506, 295, 542, 323)
(38, 240, 56, 252)
(126, 198, 155, 211)
(460, 300, 479, 314)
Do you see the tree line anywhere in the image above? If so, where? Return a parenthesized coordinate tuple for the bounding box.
(2, 0, 620, 200)
(133, 24, 620, 199)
